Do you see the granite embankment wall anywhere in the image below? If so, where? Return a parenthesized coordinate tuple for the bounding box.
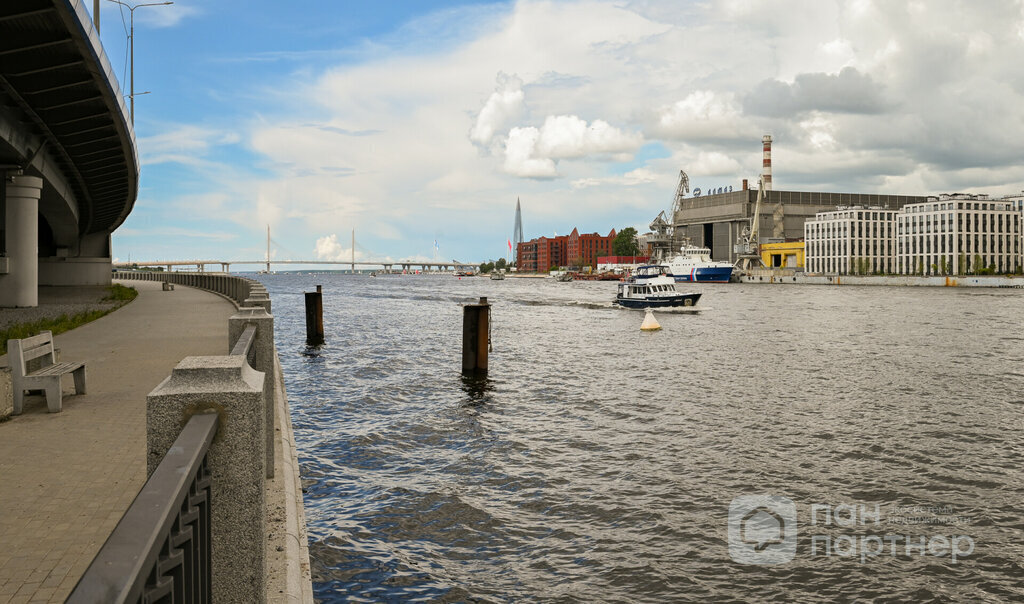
(114, 270, 313, 602)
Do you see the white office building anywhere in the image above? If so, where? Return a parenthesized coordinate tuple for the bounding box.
(896, 194, 1021, 275)
(1003, 192, 1024, 263)
(804, 207, 898, 274)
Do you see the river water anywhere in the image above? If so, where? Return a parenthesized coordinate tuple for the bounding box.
(258, 273, 1024, 603)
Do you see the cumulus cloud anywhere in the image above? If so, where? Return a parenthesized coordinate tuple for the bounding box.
(535, 115, 643, 158)
(651, 91, 751, 141)
(503, 127, 557, 178)
(502, 115, 643, 178)
(469, 73, 524, 149)
(124, 0, 1024, 263)
(314, 234, 356, 262)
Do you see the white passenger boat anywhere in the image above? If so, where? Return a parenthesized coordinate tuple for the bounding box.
(615, 265, 701, 309)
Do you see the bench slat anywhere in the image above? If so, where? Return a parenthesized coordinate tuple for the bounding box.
(30, 362, 85, 377)
(20, 344, 54, 362)
(17, 332, 53, 349)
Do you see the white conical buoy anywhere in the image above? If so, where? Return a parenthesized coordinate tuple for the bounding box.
(640, 308, 661, 331)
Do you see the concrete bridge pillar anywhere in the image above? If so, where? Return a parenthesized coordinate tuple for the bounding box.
(0, 175, 44, 307)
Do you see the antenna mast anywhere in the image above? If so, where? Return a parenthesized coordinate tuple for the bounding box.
(265, 225, 270, 274)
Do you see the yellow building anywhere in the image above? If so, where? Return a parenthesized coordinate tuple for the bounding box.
(760, 241, 805, 269)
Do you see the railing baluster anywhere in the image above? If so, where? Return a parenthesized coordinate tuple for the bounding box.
(67, 413, 217, 604)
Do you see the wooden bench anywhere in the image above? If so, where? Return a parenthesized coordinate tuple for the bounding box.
(8, 331, 87, 414)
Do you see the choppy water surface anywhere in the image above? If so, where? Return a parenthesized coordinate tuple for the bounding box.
(259, 274, 1024, 603)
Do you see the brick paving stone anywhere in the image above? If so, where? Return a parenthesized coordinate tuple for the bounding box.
(0, 281, 234, 602)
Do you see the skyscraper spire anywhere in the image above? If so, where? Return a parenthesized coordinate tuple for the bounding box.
(512, 198, 524, 265)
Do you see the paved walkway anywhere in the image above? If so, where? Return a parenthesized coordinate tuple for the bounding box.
(0, 281, 236, 604)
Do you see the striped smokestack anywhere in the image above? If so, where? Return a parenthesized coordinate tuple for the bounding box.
(762, 134, 773, 190)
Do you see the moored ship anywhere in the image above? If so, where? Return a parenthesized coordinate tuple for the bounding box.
(665, 240, 734, 283)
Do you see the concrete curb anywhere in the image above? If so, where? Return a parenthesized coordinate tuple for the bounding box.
(274, 354, 314, 602)
(740, 274, 1024, 287)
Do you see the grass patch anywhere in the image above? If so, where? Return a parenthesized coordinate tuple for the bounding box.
(103, 283, 138, 302)
(0, 285, 137, 355)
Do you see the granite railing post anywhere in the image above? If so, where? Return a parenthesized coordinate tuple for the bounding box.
(146, 356, 266, 603)
(244, 292, 272, 313)
(229, 307, 276, 478)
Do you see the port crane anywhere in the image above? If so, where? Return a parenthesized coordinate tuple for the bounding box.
(647, 170, 689, 263)
(733, 174, 768, 273)
(671, 169, 690, 216)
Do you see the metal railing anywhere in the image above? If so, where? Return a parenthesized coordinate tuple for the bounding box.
(67, 413, 218, 604)
(113, 271, 264, 308)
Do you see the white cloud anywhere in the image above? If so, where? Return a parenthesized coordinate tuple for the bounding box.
(691, 151, 743, 176)
(501, 115, 642, 177)
(503, 126, 557, 178)
(313, 234, 357, 262)
(534, 115, 643, 158)
(653, 91, 750, 141)
(571, 167, 659, 189)
(116, 227, 237, 241)
(138, 125, 237, 166)
(129, 0, 1024, 262)
(800, 115, 837, 150)
(469, 72, 524, 149)
(133, 3, 200, 28)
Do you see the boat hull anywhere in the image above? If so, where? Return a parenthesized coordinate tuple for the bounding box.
(615, 293, 701, 309)
(671, 266, 733, 283)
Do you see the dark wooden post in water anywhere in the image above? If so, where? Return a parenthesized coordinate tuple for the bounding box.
(305, 285, 324, 345)
(462, 297, 490, 374)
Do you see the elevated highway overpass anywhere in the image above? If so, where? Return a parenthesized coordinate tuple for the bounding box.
(0, 0, 137, 307)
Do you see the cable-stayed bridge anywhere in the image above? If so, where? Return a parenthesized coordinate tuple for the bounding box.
(114, 228, 478, 273)
(112, 259, 478, 273)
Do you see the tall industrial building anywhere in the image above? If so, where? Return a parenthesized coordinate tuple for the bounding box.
(512, 198, 524, 265)
(669, 135, 926, 263)
(672, 186, 926, 263)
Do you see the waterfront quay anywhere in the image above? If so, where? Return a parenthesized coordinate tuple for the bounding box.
(0, 277, 312, 603)
(740, 271, 1024, 287)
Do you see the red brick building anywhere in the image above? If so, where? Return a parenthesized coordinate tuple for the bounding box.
(566, 228, 616, 268)
(517, 228, 616, 272)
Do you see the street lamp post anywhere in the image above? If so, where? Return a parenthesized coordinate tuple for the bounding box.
(106, 0, 173, 125)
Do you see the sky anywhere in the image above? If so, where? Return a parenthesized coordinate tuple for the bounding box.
(95, 0, 1024, 266)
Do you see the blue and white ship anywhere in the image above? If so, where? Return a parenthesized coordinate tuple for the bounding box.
(615, 265, 701, 309)
(665, 240, 734, 283)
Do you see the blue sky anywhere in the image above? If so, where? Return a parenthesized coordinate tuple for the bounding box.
(95, 1, 1024, 266)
